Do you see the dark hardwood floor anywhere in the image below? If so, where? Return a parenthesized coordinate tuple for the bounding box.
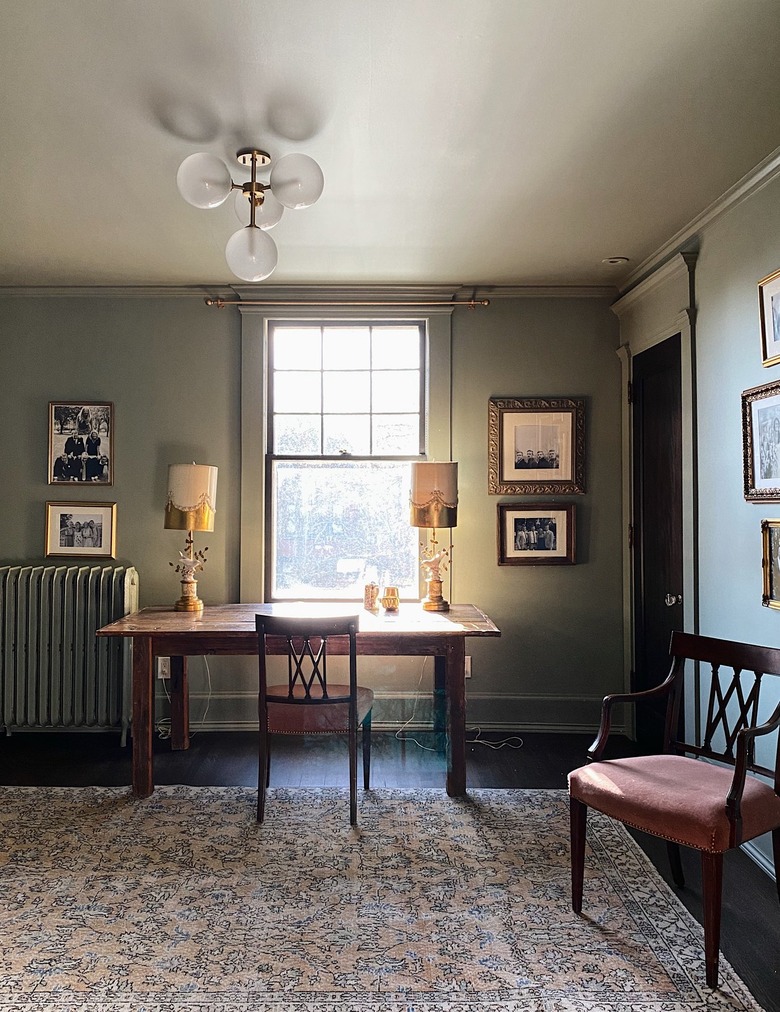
(1, 728, 777, 1010)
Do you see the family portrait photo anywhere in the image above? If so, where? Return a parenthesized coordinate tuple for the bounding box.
(48, 402, 113, 485)
(497, 503, 576, 566)
(513, 424, 561, 470)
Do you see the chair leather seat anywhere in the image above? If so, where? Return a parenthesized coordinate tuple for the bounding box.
(266, 684, 374, 734)
(569, 754, 780, 852)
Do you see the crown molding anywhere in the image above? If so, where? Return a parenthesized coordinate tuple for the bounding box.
(620, 145, 780, 293)
(0, 282, 617, 301)
(230, 284, 464, 301)
(476, 285, 617, 299)
(611, 253, 696, 318)
(0, 285, 235, 299)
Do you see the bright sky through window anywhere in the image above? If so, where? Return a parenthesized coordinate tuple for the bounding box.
(268, 323, 425, 601)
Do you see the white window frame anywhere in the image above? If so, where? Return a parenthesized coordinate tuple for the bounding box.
(238, 298, 454, 603)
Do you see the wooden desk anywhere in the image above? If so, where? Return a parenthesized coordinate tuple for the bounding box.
(97, 602, 500, 799)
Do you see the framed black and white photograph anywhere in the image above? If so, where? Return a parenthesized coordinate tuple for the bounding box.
(45, 502, 116, 558)
(48, 401, 113, 485)
(761, 519, 780, 609)
(742, 380, 780, 501)
(759, 268, 780, 368)
(488, 397, 585, 494)
(497, 502, 576, 565)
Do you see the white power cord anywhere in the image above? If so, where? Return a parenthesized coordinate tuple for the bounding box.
(394, 658, 525, 751)
(155, 656, 213, 740)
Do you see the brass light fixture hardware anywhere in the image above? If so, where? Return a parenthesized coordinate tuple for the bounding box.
(176, 146, 324, 283)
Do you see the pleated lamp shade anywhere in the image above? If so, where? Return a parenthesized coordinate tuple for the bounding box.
(409, 461, 458, 529)
(164, 463, 218, 532)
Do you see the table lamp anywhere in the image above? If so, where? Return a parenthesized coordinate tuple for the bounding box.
(409, 461, 458, 612)
(164, 462, 218, 612)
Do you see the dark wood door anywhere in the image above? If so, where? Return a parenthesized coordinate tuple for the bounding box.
(632, 334, 684, 749)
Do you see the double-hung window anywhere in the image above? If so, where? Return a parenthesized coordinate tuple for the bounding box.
(267, 321, 425, 601)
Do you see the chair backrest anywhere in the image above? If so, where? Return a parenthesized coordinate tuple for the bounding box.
(255, 613, 359, 704)
(665, 631, 780, 789)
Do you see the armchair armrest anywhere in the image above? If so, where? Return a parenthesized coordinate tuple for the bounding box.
(588, 669, 678, 761)
(727, 698, 780, 828)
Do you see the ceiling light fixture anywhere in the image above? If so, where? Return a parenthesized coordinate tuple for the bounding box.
(176, 147, 324, 282)
(601, 256, 630, 266)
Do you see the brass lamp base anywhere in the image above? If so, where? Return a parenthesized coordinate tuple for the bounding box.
(174, 578, 204, 612)
(422, 577, 449, 612)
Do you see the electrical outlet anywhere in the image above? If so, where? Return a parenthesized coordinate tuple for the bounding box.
(465, 655, 472, 678)
(157, 656, 171, 680)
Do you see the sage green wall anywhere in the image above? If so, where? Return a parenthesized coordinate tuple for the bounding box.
(694, 175, 780, 876)
(452, 298, 623, 728)
(0, 292, 624, 731)
(696, 174, 780, 641)
(0, 296, 242, 603)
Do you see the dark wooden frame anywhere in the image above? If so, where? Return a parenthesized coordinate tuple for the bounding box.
(48, 401, 114, 486)
(742, 380, 780, 501)
(759, 267, 780, 368)
(488, 397, 585, 494)
(497, 502, 576, 565)
(761, 518, 780, 609)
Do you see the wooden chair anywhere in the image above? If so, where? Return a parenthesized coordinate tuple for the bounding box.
(568, 631, 780, 988)
(255, 613, 373, 825)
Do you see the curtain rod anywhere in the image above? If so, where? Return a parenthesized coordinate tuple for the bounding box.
(204, 297, 490, 309)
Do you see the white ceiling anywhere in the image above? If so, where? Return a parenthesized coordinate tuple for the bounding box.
(2, 0, 779, 291)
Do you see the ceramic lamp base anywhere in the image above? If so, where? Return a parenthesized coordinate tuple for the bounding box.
(422, 577, 449, 612)
(174, 578, 204, 612)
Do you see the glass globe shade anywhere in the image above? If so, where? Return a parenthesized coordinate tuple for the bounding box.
(234, 189, 284, 230)
(269, 152, 324, 209)
(225, 226, 278, 282)
(176, 152, 232, 209)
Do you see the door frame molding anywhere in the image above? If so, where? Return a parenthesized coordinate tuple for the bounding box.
(611, 252, 698, 702)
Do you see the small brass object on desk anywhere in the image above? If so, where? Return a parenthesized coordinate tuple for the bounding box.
(380, 586, 400, 612)
(363, 582, 379, 611)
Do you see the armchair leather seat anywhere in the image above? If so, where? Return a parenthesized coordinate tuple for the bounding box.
(569, 754, 780, 853)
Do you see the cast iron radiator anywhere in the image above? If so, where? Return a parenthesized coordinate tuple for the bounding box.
(0, 564, 138, 743)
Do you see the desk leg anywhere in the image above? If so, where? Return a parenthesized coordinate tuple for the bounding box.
(445, 636, 466, 796)
(433, 655, 446, 753)
(132, 635, 154, 798)
(169, 656, 190, 751)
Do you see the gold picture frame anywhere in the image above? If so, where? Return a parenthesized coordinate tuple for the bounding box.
(742, 380, 780, 501)
(759, 268, 780, 368)
(488, 397, 585, 494)
(45, 501, 117, 558)
(761, 518, 780, 609)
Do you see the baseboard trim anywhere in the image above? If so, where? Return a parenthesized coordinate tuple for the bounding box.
(172, 718, 628, 736)
(742, 840, 778, 883)
(171, 689, 609, 731)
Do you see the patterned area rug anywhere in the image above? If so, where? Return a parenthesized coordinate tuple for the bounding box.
(0, 786, 762, 1011)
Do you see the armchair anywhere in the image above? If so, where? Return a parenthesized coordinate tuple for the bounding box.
(568, 631, 780, 988)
